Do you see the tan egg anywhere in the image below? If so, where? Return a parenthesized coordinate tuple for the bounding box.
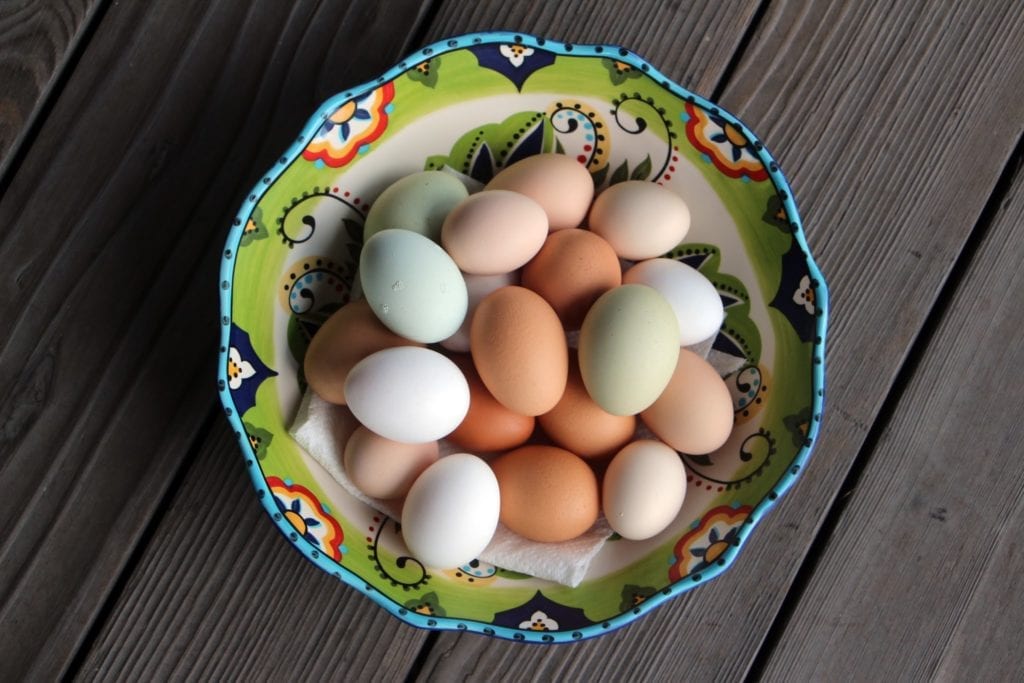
(470, 286, 568, 416)
(538, 356, 636, 459)
(640, 348, 734, 454)
(521, 229, 622, 330)
(441, 190, 548, 274)
(588, 180, 690, 260)
(485, 153, 595, 230)
(447, 358, 536, 452)
(490, 445, 599, 542)
(603, 439, 686, 540)
(343, 426, 439, 499)
(303, 299, 420, 404)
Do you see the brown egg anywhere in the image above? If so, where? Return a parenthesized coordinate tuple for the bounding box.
(470, 286, 568, 416)
(538, 356, 636, 459)
(521, 229, 622, 330)
(303, 299, 420, 404)
(343, 426, 439, 499)
(490, 445, 599, 542)
(484, 153, 595, 230)
(640, 348, 734, 454)
(447, 358, 535, 452)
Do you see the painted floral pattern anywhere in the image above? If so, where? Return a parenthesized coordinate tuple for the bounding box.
(684, 102, 768, 181)
(670, 505, 752, 580)
(793, 274, 816, 314)
(268, 477, 344, 561)
(519, 611, 558, 631)
(303, 82, 395, 167)
(226, 347, 255, 390)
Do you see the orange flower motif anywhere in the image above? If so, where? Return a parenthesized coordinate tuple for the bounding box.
(684, 102, 768, 181)
(303, 82, 395, 168)
(268, 476, 345, 561)
(669, 505, 752, 581)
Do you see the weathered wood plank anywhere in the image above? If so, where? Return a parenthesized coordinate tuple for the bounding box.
(759, 156, 1024, 680)
(66, 1, 763, 679)
(0, 0, 431, 679)
(412, 1, 1024, 680)
(73, 421, 430, 681)
(0, 0, 102, 178)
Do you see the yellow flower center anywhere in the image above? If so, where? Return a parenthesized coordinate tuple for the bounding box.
(244, 218, 258, 234)
(508, 45, 526, 56)
(530, 621, 547, 631)
(416, 62, 430, 74)
(227, 359, 240, 378)
(804, 289, 815, 304)
(704, 540, 730, 564)
(724, 123, 748, 148)
(414, 604, 434, 615)
(330, 101, 357, 124)
(284, 509, 307, 535)
(614, 61, 633, 73)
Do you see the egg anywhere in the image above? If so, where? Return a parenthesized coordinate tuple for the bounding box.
(441, 191, 548, 274)
(538, 355, 635, 459)
(344, 346, 470, 443)
(578, 284, 680, 415)
(303, 299, 420, 405)
(363, 170, 469, 243)
(343, 426, 439, 499)
(401, 453, 500, 568)
(447, 359, 535, 452)
(588, 180, 690, 260)
(641, 348, 733, 454)
(359, 229, 468, 343)
(484, 153, 594, 230)
(521, 229, 622, 330)
(440, 271, 518, 353)
(490, 445, 599, 542)
(603, 440, 687, 540)
(470, 286, 568, 416)
(623, 258, 724, 346)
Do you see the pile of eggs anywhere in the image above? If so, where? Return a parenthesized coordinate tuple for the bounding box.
(303, 154, 733, 569)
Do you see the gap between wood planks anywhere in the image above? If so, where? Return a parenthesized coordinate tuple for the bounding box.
(744, 130, 1024, 682)
(0, 0, 112, 193)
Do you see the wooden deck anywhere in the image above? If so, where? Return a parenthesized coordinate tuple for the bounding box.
(2, 1, 1023, 680)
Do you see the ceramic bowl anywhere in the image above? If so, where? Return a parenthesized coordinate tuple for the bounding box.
(218, 31, 828, 642)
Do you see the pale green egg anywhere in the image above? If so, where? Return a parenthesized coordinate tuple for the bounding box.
(578, 284, 680, 416)
(363, 170, 469, 243)
(360, 229, 468, 343)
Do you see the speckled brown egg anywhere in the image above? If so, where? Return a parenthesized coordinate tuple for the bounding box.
(470, 286, 568, 416)
(538, 355, 636, 459)
(521, 229, 622, 330)
(490, 445, 599, 542)
(447, 358, 536, 452)
(303, 299, 420, 405)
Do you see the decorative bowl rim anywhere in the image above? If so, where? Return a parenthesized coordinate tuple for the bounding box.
(216, 29, 829, 643)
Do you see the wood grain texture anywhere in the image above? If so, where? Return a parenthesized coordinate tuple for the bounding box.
(413, 2, 1024, 680)
(0, 0, 101, 177)
(0, 0, 430, 679)
(73, 421, 430, 681)
(759, 159, 1024, 680)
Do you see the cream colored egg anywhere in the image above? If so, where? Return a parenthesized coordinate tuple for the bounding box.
(603, 440, 686, 540)
(588, 180, 690, 260)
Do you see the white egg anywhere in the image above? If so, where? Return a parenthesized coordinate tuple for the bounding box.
(440, 271, 518, 352)
(344, 346, 469, 443)
(623, 258, 724, 346)
(401, 453, 500, 568)
(603, 440, 686, 540)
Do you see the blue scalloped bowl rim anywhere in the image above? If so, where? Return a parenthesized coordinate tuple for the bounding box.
(216, 30, 829, 643)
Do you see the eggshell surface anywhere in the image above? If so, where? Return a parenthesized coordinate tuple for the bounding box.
(538, 356, 636, 459)
(448, 360, 535, 452)
(343, 426, 439, 499)
(303, 299, 419, 405)
(490, 445, 599, 542)
(441, 191, 548, 274)
(603, 440, 686, 540)
(624, 258, 724, 346)
(344, 346, 470, 443)
(359, 229, 468, 343)
(470, 286, 568, 416)
(641, 348, 733, 454)
(578, 284, 681, 415)
(521, 229, 622, 330)
(588, 180, 690, 260)
(363, 170, 469, 243)
(401, 453, 500, 568)
(440, 271, 518, 353)
(484, 153, 594, 230)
